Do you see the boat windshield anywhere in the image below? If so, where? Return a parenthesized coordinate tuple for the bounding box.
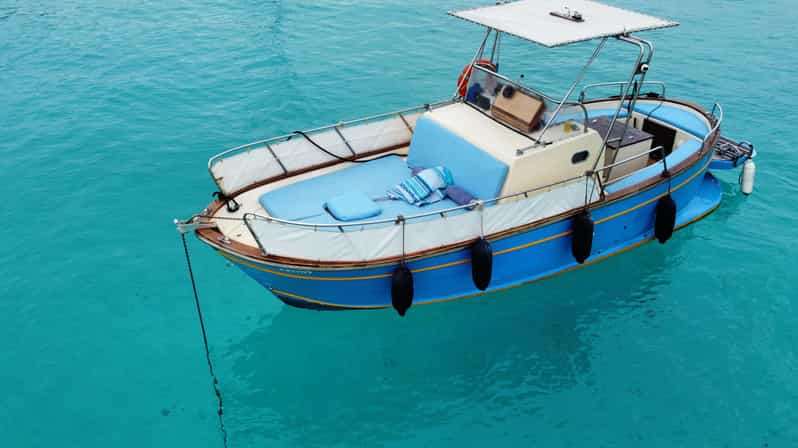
(464, 64, 588, 133)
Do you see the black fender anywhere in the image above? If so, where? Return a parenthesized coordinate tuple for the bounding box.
(571, 210, 594, 264)
(471, 237, 493, 291)
(391, 264, 414, 316)
(654, 194, 677, 244)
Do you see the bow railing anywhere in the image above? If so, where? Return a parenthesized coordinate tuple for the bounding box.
(207, 100, 453, 196)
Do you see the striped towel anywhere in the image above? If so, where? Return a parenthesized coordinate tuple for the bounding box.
(387, 166, 453, 206)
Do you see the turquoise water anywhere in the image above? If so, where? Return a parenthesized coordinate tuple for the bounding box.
(2, 0, 797, 446)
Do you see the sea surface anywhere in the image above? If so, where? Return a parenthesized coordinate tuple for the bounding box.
(2, 0, 797, 447)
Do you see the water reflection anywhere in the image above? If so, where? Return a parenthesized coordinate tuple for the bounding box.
(226, 246, 671, 446)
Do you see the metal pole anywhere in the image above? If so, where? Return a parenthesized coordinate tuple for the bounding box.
(490, 31, 499, 63)
(528, 37, 608, 149)
(588, 35, 647, 191)
(454, 28, 493, 99)
(603, 35, 654, 180)
(495, 32, 501, 69)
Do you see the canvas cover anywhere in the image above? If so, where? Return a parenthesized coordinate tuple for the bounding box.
(246, 177, 599, 262)
(450, 0, 677, 48)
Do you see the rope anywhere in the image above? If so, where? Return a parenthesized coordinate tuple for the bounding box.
(180, 233, 229, 448)
(212, 191, 240, 213)
(661, 149, 672, 193)
(293, 130, 402, 164)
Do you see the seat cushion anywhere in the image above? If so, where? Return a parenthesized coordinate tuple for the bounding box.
(259, 155, 411, 221)
(407, 116, 508, 200)
(633, 103, 710, 138)
(325, 192, 381, 221)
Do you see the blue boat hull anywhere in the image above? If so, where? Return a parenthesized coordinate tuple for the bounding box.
(217, 150, 721, 311)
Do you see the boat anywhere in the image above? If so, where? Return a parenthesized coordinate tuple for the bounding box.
(175, 0, 757, 315)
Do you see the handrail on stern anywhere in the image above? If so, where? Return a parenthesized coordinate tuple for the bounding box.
(706, 103, 723, 143)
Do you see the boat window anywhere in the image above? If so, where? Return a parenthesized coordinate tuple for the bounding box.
(571, 150, 590, 164)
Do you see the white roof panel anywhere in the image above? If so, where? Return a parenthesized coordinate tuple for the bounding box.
(450, 0, 678, 47)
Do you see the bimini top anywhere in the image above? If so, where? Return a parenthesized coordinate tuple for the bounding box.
(449, 0, 678, 47)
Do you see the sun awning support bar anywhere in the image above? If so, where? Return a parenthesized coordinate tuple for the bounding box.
(531, 37, 608, 147)
(596, 35, 655, 181)
(489, 30, 502, 69)
(585, 34, 654, 194)
(454, 27, 494, 98)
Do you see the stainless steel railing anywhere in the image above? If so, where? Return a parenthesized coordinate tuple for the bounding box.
(238, 140, 708, 258)
(243, 173, 594, 232)
(206, 100, 454, 193)
(706, 103, 723, 143)
(578, 81, 667, 103)
(595, 145, 665, 174)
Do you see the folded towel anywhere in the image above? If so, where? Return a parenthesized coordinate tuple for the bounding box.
(387, 166, 453, 205)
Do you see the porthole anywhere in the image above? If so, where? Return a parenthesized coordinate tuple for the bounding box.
(571, 150, 589, 164)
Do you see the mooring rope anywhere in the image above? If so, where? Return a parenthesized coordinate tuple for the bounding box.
(180, 233, 229, 448)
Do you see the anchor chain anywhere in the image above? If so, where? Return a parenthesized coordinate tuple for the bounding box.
(180, 233, 229, 448)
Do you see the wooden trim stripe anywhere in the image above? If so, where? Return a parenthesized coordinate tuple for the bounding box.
(269, 199, 721, 310)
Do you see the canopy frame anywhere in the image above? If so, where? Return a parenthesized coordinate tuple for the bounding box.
(454, 24, 659, 199)
(449, 0, 678, 48)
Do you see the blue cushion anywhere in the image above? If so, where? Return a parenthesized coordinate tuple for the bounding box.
(302, 198, 464, 228)
(407, 116, 508, 200)
(259, 156, 411, 221)
(325, 192, 381, 221)
(668, 139, 703, 166)
(633, 103, 710, 138)
(258, 154, 472, 228)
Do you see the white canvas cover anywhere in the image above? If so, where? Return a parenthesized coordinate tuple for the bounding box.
(450, 0, 677, 47)
(209, 113, 421, 196)
(246, 178, 600, 262)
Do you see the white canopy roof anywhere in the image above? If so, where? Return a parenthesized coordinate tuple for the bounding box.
(450, 0, 678, 48)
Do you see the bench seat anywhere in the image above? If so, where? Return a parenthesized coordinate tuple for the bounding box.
(258, 155, 460, 225)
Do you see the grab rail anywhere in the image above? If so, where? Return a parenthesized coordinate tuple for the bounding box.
(206, 100, 454, 196)
(706, 103, 723, 143)
(242, 139, 690, 233)
(578, 81, 667, 103)
(241, 134, 706, 254)
(208, 100, 452, 170)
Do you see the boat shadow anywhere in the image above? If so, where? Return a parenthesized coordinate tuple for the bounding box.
(225, 245, 673, 446)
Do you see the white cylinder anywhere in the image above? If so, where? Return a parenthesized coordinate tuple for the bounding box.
(741, 159, 756, 195)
